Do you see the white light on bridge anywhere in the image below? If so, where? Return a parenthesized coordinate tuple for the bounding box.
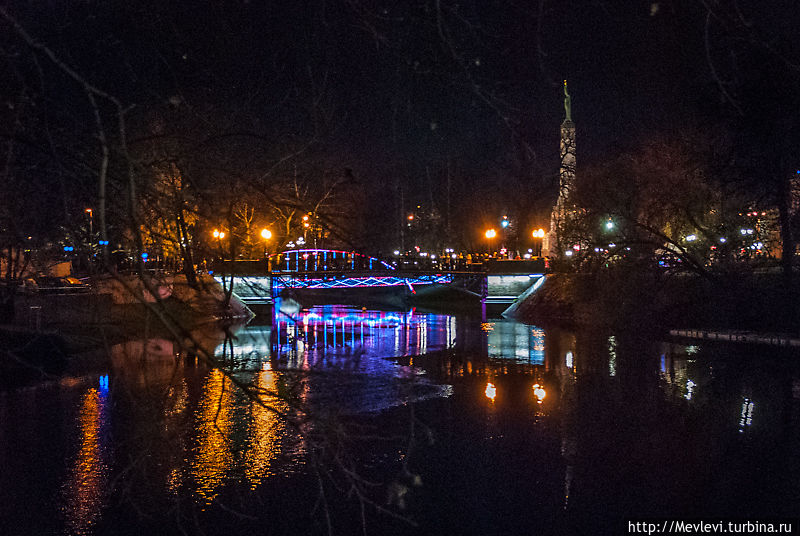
(685, 379, 696, 401)
(485, 382, 497, 402)
(532, 383, 546, 403)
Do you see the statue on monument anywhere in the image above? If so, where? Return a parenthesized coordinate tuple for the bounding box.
(563, 80, 572, 122)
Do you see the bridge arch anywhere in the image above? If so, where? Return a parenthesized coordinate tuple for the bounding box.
(269, 249, 394, 272)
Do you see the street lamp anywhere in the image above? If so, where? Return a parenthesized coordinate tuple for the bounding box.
(485, 228, 497, 255)
(532, 228, 545, 256)
(85, 208, 93, 243)
(260, 228, 272, 269)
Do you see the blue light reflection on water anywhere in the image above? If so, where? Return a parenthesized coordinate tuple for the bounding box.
(226, 301, 547, 368)
(214, 304, 551, 416)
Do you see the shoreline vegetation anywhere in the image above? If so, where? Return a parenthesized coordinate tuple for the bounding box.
(0, 274, 250, 388)
(505, 270, 800, 337)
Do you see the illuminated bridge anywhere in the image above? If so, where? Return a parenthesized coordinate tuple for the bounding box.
(212, 248, 545, 308)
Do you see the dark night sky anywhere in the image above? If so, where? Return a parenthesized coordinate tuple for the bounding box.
(4, 1, 712, 157)
(2, 0, 799, 245)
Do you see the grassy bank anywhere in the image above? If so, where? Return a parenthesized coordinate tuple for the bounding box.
(508, 269, 800, 334)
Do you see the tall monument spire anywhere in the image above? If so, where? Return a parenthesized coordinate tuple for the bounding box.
(543, 80, 577, 259)
(563, 79, 572, 123)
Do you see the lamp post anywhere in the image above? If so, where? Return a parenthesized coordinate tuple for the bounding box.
(532, 228, 545, 257)
(485, 228, 497, 256)
(260, 228, 272, 270)
(260, 228, 272, 257)
(85, 208, 93, 244)
(500, 216, 510, 257)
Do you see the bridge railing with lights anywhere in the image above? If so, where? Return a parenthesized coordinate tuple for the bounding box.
(213, 249, 396, 275)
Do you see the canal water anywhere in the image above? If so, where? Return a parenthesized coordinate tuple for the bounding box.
(1, 303, 799, 535)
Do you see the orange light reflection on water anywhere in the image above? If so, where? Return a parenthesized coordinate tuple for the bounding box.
(244, 365, 287, 489)
(63, 387, 108, 536)
(190, 369, 234, 504)
(185, 366, 293, 503)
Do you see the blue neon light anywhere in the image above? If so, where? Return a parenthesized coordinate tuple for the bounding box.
(272, 273, 453, 291)
(99, 374, 109, 393)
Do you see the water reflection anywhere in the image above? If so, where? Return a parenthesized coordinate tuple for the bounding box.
(271, 302, 457, 363)
(62, 380, 110, 535)
(244, 364, 288, 490)
(2, 304, 799, 535)
(190, 369, 235, 504)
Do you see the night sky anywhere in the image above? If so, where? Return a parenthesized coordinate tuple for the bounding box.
(1, 0, 798, 248)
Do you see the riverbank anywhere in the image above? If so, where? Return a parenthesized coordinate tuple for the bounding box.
(0, 274, 251, 388)
(506, 269, 800, 334)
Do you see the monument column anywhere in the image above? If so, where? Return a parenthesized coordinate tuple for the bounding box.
(543, 80, 576, 259)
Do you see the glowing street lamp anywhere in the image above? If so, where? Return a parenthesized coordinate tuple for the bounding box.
(212, 229, 225, 239)
(85, 208, 93, 245)
(485, 228, 497, 255)
(532, 228, 545, 256)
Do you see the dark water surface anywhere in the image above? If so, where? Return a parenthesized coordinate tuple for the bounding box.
(1, 304, 799, 535)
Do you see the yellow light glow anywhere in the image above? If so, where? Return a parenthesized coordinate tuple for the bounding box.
(302, 215, 309, 221)
(212, 229, 220, 238)
(191, 369, 234, 504)
(532, 228, 545, 238)
(244, 368, 287, 489)
(485, 229, 497, 239)
(532, 383, 546, 403)
(64, 388, 106, 535)
(260, 228, 272, 240)
(219, 232, 225, 239)
(485, 382, 497, 402)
